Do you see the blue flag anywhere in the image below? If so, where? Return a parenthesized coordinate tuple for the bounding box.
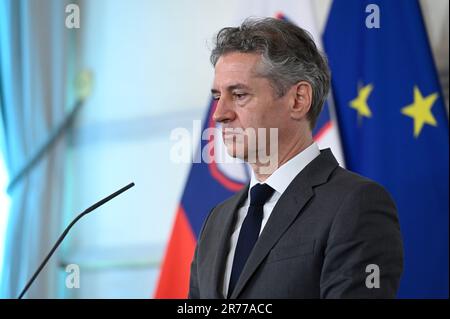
(323, 0, 448, 298)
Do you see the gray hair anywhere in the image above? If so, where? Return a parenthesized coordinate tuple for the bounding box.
(210, 17, 330, 129)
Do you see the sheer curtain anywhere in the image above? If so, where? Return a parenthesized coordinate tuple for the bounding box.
(0, 0, 74, 298)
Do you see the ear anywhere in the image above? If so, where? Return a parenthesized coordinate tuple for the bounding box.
(290, 81, 312, 121)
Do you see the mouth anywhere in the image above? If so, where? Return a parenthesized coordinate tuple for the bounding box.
(222, 129, 242, 142)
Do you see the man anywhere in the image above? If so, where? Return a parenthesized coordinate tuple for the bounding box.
(189, 17, 403, 299)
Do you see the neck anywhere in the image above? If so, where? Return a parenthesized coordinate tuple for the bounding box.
(250, 133, 314, 182)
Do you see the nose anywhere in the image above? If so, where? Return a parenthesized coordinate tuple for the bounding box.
(213, 97, 236, 123)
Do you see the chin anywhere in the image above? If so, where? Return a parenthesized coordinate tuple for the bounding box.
(225, 143, 247, 160)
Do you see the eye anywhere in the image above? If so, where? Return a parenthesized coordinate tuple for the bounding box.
(233, 93, 248, 100)
(212, 95, 220, 101)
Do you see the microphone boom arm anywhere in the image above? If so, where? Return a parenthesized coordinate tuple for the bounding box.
(17, 182, 135, 299)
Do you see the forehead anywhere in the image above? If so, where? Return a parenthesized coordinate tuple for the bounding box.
(213, 52, 262, 88)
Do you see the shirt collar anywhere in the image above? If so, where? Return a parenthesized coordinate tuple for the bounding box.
(249, 142, 320, 195)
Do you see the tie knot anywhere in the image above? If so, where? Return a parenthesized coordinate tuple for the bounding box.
(250, 183, 275, 206)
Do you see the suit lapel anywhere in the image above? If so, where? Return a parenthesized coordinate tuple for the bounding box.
(210, 184, 249, 298)
(230, 149, 339, 298)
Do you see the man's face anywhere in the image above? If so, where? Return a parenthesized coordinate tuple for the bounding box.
(212, 52, 291, 163)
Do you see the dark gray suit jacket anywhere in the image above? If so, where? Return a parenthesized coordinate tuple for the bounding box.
(189, 149, 403, 299)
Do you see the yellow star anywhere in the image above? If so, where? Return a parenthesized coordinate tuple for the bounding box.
(349, 84, 373, 119)
(401, 86, 438, 138)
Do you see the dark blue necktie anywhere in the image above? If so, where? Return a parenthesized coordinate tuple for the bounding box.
(228, 183, 275, 297)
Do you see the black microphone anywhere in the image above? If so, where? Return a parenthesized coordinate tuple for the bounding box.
(17, 182, 135, 299)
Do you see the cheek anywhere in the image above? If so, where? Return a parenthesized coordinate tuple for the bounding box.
(238, 106, 268, 129)
(233, 109, 252, 128)
(256, 108, 284, 129)
(237, 97, 287, 129)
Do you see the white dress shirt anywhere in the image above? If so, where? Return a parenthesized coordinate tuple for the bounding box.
(222, 142, 320, 297)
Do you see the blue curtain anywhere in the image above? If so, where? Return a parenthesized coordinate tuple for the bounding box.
(0, 0, 74, 298)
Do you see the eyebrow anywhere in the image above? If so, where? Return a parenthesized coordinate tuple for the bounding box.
(211, 83, 251, 95)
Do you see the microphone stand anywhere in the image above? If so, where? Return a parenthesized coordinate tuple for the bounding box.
(17, 182, 135, 299)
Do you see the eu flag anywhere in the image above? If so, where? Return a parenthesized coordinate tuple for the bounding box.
(323, 0, 448, 298)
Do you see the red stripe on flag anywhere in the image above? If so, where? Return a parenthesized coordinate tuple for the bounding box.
(275, 12, 285, 20)
(313, 121, 332, 141)
(154, 205, 196, 299)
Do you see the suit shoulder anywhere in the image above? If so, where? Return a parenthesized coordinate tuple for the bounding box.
(318, 166, 396, 210)
(329, 166, 390, 193)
